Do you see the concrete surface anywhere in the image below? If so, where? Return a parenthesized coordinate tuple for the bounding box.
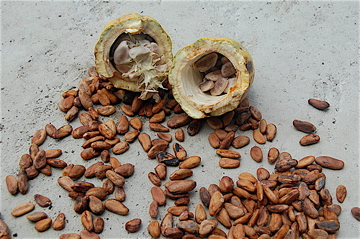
(1, 1, 359, 238)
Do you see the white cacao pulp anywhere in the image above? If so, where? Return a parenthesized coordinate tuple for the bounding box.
(111, 33, 168, 100)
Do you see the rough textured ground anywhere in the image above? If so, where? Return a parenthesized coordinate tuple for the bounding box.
(1, 1, 359, 238)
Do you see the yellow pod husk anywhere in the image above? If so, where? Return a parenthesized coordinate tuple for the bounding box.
(94, 12, 173, 100)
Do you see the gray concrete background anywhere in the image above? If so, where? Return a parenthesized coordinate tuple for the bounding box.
(1, 1, 359, 238)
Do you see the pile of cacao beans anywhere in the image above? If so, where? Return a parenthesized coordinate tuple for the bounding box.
(3, 65, 360, 239)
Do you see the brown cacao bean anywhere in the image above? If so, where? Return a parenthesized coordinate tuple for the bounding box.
(97, 105, 116, 116)
(157, 132, 172, 142)
(219, 158, 240, 168)
(125, 218, 142, 233)
(167, 113, 191, 128)
(308, 98, 330, 110)
(179, 156, 201, 169)
(112, 141, 129, 154)
(216, 149, 241, 159)
(168, 206, 189, 216)
(35, 218, 52, 232)
(59, 233, 81, 239)
(138, 132, 152, 152)
(231, 135, 250, 148)
(34, 194, 52, 207)
(104, 199, 129, 215)
(5, 175, 18, 195)
(149, 123, 169, 132)
(209, 191, 224, 216)
(315, 156, 344, 170)
(26, 211, 48, 222)
(52, 212, 65, 230)
(336, 185, 347, 203)
(266, 123, 277, 142)
(187, 119, 202, 136)
(293, 120, 316, 133)
(351, 207, 360, 221)
(149, 200, 159, 218)
(173, 142, 186, 160)
(150, 110, 166, 123)
(11, 202, 35, 217)
(169, 169, 193, 180)
(250, 146, 263, 162)
(151, 186, 166, 205)
(148, 143, 168, 159)
(220, 131, 235, 149)
(207, 117, 223, 129)
(93, 217, 104, 234)
(116, 115, 129, 134)
(31, 129, 47, 146)
(253, 129, 266, 144)
(175, 128, 185, 141)
(208, 132, 221, 148)
(17, 169, 29, 194)
(164, 180, 196, 194)
(300, 134, 320, 146)
(148, 220, 161, 238)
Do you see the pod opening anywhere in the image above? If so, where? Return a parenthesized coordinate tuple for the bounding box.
(194, 52, 236, 97)
(181, 51, 236, 108)
(169, 37, 254, 119)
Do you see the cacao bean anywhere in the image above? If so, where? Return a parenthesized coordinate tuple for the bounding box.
(308, 98, 330, 110)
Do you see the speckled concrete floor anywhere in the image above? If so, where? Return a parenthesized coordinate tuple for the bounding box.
(1, 1, 359, 238)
